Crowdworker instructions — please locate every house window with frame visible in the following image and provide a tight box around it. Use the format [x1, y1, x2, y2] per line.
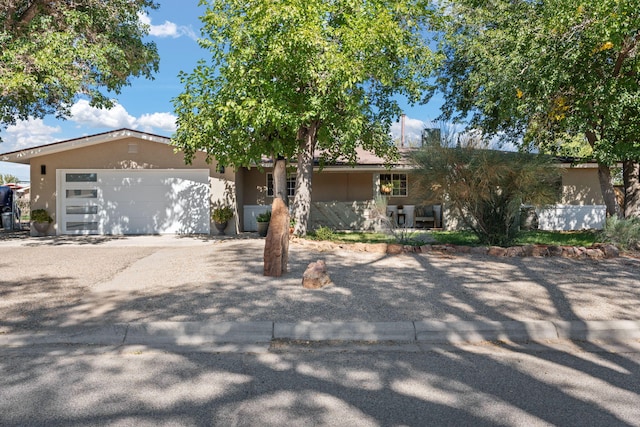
[379, 173, 407, 197]
[267, 173, 296, 197]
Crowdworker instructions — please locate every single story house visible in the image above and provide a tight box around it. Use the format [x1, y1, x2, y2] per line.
[1, 129, 235, 236]
[0, 128, 608, 236]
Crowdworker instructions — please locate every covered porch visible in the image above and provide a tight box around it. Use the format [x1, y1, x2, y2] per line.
[238, 165, 442, 232]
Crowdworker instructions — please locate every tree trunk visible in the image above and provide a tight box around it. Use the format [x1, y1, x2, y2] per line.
[263, 156, 290, 277]
[292, 121, 319, 236]
[263, 196, 290, 277]
[597, 163, 622, 218]
[623, 160, 640, 218]
[586, 131, 622, 218]
[273, 156, 288, 206]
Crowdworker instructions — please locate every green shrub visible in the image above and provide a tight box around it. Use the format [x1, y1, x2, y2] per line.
[30, 209, 52, 223]
[256, 210, 272, 222]
[312, 225, 336, 241]
[601, 216, 640, 250]
[411, 142, 561, 247]
[211, 206, 234, 223]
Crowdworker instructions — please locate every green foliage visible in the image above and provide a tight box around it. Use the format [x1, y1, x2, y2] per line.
[304, 230, 598, 248]
[256, 211, 272, 223]
[411, 143, 562, 246]
[30, 209, 52, 223]
[515, 230, 599, 247]
[434, 0, 640, 217]
[211, 206, 234, 223]
[540, 134, 594, 159]
[174, 0, 436, 164]
[601, 216, 640, 250]
[436, 0, 640, 156]
[315, 232, 394, 244]
[0, 1, 159, 136]
[310, 226, 337, 242]
[0, 174, 20, 184]
[430, 231, 480, 246]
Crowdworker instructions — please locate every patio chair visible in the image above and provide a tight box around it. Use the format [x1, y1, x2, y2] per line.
[414, 205, 435, 229]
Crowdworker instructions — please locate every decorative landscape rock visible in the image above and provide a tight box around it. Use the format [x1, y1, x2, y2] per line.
[302, 260, 333, 289]
[488, 246, 508, 257]
[600, 244, 620, 258]
[292, 238, 621, 260]
[364, 243, 388, 253]
[386, 243, 404, 255]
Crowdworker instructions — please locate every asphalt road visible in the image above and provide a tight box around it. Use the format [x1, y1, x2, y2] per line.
[1, 342, 639, 427]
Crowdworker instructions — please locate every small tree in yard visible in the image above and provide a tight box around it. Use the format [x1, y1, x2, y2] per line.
[411, 141, 562, 246]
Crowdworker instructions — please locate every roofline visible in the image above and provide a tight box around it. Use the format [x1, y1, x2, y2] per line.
[0, 128, 171, 164]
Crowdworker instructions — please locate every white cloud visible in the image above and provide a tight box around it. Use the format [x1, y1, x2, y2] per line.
[390, 116, 426, 146]
[0, 119, 62, 181]
[70, 99, 137, 129]
[1, 118, 62, 153]
[137, 112, 177, 133]
[69, 99, 176, 135]
[139, 13, 197, 40]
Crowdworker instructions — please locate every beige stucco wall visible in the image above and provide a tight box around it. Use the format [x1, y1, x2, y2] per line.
[560, 166, 604, 205]
[240, 168, 434, 205]
[238, 165, 604, 231]
[29, 136, 235, 235]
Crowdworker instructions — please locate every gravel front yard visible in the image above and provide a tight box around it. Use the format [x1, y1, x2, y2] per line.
[1, 236, 639, 333]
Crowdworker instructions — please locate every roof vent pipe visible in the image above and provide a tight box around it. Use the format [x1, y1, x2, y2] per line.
[400, 114, 406, 148]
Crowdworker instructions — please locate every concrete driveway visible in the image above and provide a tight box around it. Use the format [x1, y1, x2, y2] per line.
[1, 234, 639, 333]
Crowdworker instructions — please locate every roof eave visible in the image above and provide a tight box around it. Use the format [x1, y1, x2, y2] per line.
[0, 128, 171, 164]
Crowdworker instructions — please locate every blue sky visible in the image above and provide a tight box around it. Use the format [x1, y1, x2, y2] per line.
[0, 1, 445, 182]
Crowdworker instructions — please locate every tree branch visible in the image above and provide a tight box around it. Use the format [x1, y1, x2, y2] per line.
[613, 31, 640, 78]
[14, 0, 47, 29]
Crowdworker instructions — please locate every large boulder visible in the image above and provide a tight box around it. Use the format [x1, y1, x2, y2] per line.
[302, 260, 333, 289]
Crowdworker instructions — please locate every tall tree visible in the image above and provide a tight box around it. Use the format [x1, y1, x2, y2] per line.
[434, 0, 640, 217]
[173, 0, 437, 236]
[1, 0, 160, 136]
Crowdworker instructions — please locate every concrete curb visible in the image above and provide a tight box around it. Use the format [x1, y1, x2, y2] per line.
[274, 321, 416, 342]
[1, 320, 640, 348]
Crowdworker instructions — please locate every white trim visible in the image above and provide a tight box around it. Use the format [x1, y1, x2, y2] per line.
[536, 205, 606, 231]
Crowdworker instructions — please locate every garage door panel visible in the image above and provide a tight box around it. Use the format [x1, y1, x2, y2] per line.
[98, 173, 204, 184]
[100, 184, 208, 203]
[58, 169, 211, 235]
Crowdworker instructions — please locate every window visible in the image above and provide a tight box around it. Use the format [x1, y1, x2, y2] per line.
[267, 173, 296, 197]
[66, 221, 99, 231]
[66, 173, 97, 182]
[66, 189, 98, 199]
[379, 173, 407, 197]
[66, 206, 99, 215]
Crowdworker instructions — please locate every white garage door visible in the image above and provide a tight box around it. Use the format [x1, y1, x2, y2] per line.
[57, 169, 210, 235]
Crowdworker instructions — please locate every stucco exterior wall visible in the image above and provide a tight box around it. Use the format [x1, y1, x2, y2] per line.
[240, 168, 434, 205]
[560, 166, 604, 205]
[29, 137, 235, 235]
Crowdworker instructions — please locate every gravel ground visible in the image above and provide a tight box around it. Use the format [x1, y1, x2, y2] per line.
[0, 235, 639, 333]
